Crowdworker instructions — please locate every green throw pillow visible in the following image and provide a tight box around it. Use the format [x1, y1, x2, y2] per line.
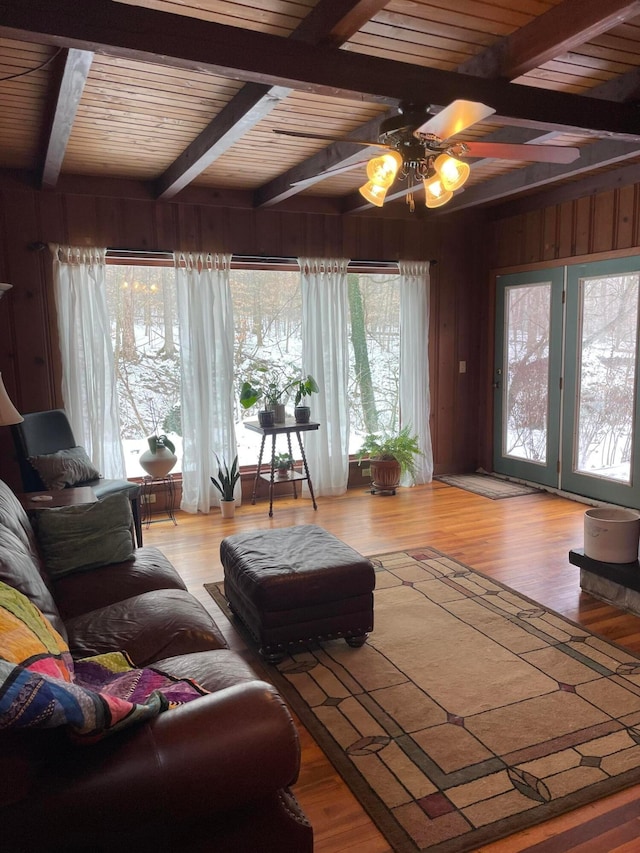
[33, 492, 135, 577]
[28, 446, 101, 490]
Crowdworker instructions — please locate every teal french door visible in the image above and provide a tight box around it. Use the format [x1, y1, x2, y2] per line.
[493, 269, 564, 487]
[494, 258, 640, 507]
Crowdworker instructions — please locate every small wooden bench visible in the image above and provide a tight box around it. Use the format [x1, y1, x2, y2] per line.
[220, 524, 375, 663]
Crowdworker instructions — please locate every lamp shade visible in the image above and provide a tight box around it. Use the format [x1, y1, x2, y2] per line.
[359, 180, 389, 207]
[0, 373, 23, 426]
[365, 151, 402, 188]
[434, 153, 470, 192]
[423, 175, 453, 208]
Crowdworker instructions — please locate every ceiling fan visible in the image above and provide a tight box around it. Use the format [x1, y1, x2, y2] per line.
[275, 100, 580, 211]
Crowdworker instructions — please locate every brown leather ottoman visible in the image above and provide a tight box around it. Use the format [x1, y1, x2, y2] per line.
[220, 524, 375, 663]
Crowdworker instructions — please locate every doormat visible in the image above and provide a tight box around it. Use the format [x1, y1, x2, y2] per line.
[206, 547, 640, 853]
[435, 473, 541, 499]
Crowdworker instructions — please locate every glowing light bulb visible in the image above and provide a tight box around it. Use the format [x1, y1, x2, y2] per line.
[423, 175, 453, 209]
[365, 150, 402, 188]
[434, 153, 470, 192]
[359, 180, 389, 207]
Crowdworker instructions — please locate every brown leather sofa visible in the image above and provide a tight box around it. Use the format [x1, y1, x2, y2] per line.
[0, 479, 313, 852]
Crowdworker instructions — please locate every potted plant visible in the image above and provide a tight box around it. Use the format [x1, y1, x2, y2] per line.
[239, 364, 292, 426]
[286, 374, 319, 424]
[210, 454, 240, 518]
[273, 451, 293, 478]
[356, 426, 423, 494]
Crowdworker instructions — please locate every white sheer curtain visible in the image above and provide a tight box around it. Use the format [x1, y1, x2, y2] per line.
[399, 260, 433, 484]
[51, 244, 127, 478]
[300, 257, 350, 496]
[175, 252, 237, 513]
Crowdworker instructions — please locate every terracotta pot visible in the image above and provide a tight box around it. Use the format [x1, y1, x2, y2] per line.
[139, 446, 177, 478]
[370, 458, 401, 492]
[276, 467, 290, 479]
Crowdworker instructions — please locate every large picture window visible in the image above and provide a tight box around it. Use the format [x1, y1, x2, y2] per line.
[106, 256, 400, 473]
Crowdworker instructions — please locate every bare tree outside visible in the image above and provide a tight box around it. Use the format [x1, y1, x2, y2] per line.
[106, 264, 181, 476]
[504, 282, 551, 463]
[575, 274, 639, 482]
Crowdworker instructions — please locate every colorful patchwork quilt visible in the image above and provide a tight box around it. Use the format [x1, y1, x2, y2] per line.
[0, 581, 208, 741]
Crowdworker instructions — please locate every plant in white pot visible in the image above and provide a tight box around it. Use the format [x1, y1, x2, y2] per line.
[210, 454, 240, 518]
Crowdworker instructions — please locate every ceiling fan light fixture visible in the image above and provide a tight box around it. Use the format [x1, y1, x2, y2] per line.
[359, 180, 389, 207]
[365, 150, 403, 188]
[423, 175, 453, 208]
[434, 153, 470, 192]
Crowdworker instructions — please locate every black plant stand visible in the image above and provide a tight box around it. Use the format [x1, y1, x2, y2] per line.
[244, 418, 319, 517]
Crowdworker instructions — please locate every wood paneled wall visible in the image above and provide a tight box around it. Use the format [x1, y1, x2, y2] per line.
[0, 172, 488, 491]
[489, 186, 640, 270]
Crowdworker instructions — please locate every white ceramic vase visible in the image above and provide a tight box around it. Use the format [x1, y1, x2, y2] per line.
[139, 446, 177, 478]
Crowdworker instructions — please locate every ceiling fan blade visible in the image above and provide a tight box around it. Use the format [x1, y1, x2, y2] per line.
[274, 129, 387, 148]
[416, 100, 496, 140]
[462, 141, 580, 163]
[291, 161, 369, 189]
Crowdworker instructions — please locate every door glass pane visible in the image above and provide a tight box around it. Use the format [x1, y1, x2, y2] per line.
[575, 274, 639, 483]
[503, 282, 551, 463]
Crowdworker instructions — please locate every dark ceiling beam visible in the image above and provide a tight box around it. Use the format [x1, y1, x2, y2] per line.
[292, 0, 388, 46]
[41, 47, 93, 189]
[155, 83, 290, 199]
[156, 0, 389, 198]
[458, 0, 640, 79]
[2, 0, 640, 140]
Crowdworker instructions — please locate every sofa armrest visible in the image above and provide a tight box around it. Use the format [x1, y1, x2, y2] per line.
[1, 681, 302, 849]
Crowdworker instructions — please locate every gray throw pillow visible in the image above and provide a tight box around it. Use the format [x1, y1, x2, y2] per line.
[28, 446, 101, 490]
[33, 493, 135, 577]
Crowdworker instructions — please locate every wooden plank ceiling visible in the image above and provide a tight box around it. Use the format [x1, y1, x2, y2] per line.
[0, 0, 640, 218]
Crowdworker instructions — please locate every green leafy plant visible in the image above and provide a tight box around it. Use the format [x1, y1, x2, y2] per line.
[287, 374, 319, 406]
[210, 454, 240, 501]
[146, 400, 176, 453]
[356, 426, 423, 480]
[147, 434, 175, 454]
[239, 364, 319, 411]
[273, 451, 293, 471]
[239, 364, 291, 410]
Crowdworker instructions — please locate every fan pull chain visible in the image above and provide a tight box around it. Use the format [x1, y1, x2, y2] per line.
[406, 191, 415, 213]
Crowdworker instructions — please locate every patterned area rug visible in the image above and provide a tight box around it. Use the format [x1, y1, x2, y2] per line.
[435, 473, 541, 499]
[205, 548, 640, 853]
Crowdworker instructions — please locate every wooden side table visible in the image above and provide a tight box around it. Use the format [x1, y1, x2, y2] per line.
[244, 418, 319, 517]
[18, 486, 98, 511]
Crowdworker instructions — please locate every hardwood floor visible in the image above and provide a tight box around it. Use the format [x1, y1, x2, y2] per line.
[145, 481, 640, 852]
